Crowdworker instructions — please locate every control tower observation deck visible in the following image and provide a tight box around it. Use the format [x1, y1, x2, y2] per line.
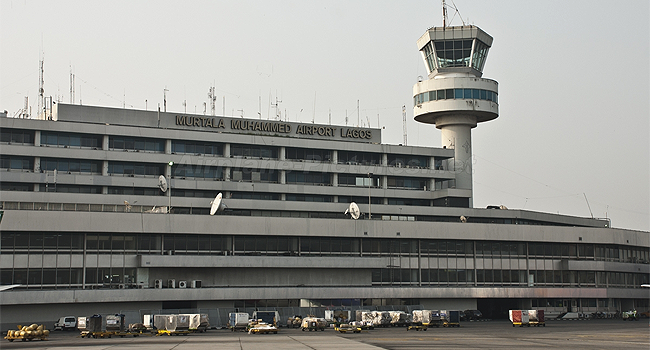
[413, 25, 498, 207]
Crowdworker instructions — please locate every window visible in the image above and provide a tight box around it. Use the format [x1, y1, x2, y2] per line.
[1, 129, 34, 144]
[230, 144, 278, 159]
[41, 158, 100, 174]
[285, 148, 331, 162]
[337, 151, 381, 165]
[285, 171, 331, 186]
[230, 168, 278, 183]
[110, 136, 164, 153]
[172, 140, 222, 156]
[41, 131, 101, 148]
[1, 156, 33, 171]
[109, 161, 163, 177]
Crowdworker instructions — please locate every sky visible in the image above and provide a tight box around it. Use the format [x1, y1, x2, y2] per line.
[1, 0, 648, 231]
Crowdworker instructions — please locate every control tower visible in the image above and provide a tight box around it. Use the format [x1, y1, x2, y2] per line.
[413, 25, 499, 207]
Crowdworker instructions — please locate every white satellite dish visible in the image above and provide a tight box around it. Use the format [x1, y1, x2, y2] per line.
[210, 192, 224, 216]
[460, 215, 468, 223]
[346, 202, 360, 220]
[158, 175, 168, 192]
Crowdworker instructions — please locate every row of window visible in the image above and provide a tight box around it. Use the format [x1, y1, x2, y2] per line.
[421, 39, 489, 72]
[3, 232, 647, 264]
[3, 129, 446, 168]
[371, 269, 648, 287]
[414, 88, 498, 107]
[0, 268, 136, 286]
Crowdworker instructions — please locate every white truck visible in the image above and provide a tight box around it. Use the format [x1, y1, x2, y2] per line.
[54, 316, 77, 331]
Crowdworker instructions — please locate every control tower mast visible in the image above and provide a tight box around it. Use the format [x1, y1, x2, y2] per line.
[413, 17, 498, 208]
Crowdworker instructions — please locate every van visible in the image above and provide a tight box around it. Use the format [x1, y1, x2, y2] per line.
[54, 316, 77, 331]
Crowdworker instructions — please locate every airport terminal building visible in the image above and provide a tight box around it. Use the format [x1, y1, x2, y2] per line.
[1, 23, 648, 328]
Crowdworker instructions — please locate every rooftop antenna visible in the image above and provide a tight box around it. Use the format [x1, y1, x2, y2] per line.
[402, 105, 407, 145]
[329, 108, 332, 125]
[357, 100, 360, 127]
[208, 86, 216, 116]
[271, 93, 282, 121]
[183, 100, 187, 113]
[163, 87, 168, 112]
[69, 65, 75, 104]
[442, 0, 448, 27]
[38, 53, 44, 117]
[312, 92, 316, 123]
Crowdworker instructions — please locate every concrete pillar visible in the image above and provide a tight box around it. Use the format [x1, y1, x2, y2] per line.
[332, 173, 338, 186]
[332, 150, 338, 164]
[279, 146, 285, 160]
[382, 175, 387, 190]
[33, 156, 40, 172]
[102, 160, 109, 176]
[102, 135, 109, 150]
[223, 143, 230, 157]
[34, 130, 41, 146]
[382, 153, 388, 166]
[165, 139, 172, 155]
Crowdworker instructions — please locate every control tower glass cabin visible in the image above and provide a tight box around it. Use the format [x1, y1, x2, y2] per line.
[413, 25, 499, 207]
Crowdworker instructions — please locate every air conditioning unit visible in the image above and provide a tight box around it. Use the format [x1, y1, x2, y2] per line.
[167, 279, 176, 288]
[154, 279, 163, 289]
[178, 280, 187, 288]
[191, 280, 202, 288]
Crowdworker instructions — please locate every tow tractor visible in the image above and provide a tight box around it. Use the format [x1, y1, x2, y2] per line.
[334, 324, 361, 333]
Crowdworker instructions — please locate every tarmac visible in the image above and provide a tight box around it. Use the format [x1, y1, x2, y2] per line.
[2, 319, 649, 350]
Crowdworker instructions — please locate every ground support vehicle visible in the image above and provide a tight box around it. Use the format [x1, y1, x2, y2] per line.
[80, 330, 153, 338]
[54, 316, 77, 331]
[622, 310, 639, 321]
[287, 315, 302, 328]
[251, 311, 280, 328]
[334, 324, 361, 333]
[157, 330, 191, 336]
[247, 322, 278, 334]
[442, 310, 461, 327]
[406, 324, 428, 331]
[350, 321, 374, 330]
[300, 317, 327, 331]
[5, 324, 49, 342]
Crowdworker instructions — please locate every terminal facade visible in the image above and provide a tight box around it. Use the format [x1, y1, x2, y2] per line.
[1, 23, 648, 328]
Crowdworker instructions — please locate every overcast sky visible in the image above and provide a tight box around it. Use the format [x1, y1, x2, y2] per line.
[1, 0, 648, 231]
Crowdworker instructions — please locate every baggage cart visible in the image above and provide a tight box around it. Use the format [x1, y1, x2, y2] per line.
[509, 310, 530, 327]
[529, 310, 545, 327]
[442, 310, 461, 327]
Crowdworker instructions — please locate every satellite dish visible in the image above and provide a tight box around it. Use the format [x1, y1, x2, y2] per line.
[347, 202, 360, 220]
[158, 175, 168, 192]
[460, 215, 468, 223]
[499, 205, 508, 210]
[210, 192, 223, 216]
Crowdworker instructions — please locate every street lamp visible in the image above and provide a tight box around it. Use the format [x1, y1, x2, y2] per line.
[168, 161, 174, 213]
[368, 173, 373, 220]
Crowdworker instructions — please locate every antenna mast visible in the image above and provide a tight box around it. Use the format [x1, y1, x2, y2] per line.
[208, 86, 216, 116]
[69, 65, 75, 104]
[442, 0, 448, 27]
[163, 87, 168, 112]
[38, 54, 44, 117]
[402, 105, 407, 145]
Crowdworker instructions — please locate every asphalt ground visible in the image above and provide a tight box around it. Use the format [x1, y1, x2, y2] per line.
[2, 319, 649, 350]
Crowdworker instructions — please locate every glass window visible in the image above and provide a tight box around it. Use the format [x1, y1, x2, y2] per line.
[437, 90, 446, 100]
[454, 89, 463, 99]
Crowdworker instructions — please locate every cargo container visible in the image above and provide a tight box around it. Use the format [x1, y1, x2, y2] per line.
[441, 310, 461, 327]
[106, 314, 126, 332]
[229, 313, 250, 331]
[528, 310, 545, 327]
[325, 310, 352, 323]
[300, 317, 327, 331]
[509, 310, 531, 327]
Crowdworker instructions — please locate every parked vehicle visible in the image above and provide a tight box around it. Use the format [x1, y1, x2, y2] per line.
[461, 310, 483, 321]
[251, 311, 280, 327]
[54, 316, 77, 331]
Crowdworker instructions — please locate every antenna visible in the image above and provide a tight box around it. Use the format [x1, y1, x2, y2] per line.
[158, 175, 168, 193]
[402, 105, 407, 146]
[345, 202, 360, 220]
[583, 193, 594, 218]
[163, 87, 168, 112]
[210, 193, 225, 215]
[271, 93, 282, 120]
[208, 86, 216, 116]
[38, 53, 44, 118]
[69, 65, 75, 104]
[442, 0, 448, 27]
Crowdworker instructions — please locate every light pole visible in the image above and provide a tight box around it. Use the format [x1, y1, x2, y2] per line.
[167, 161, 174, 213]
[368, 172, 373, 220]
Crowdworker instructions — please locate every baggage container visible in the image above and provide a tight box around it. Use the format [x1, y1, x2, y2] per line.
[164, 315, 178, 332]
[300, 317, 326, 331]
[528, 310, 545, 327]
[153, 315, 167, 330]
[229, 313, 250, 330]
[509, 310, 530, 327]
[106, 314, 125, 332]
[176, 314, 190, 331]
